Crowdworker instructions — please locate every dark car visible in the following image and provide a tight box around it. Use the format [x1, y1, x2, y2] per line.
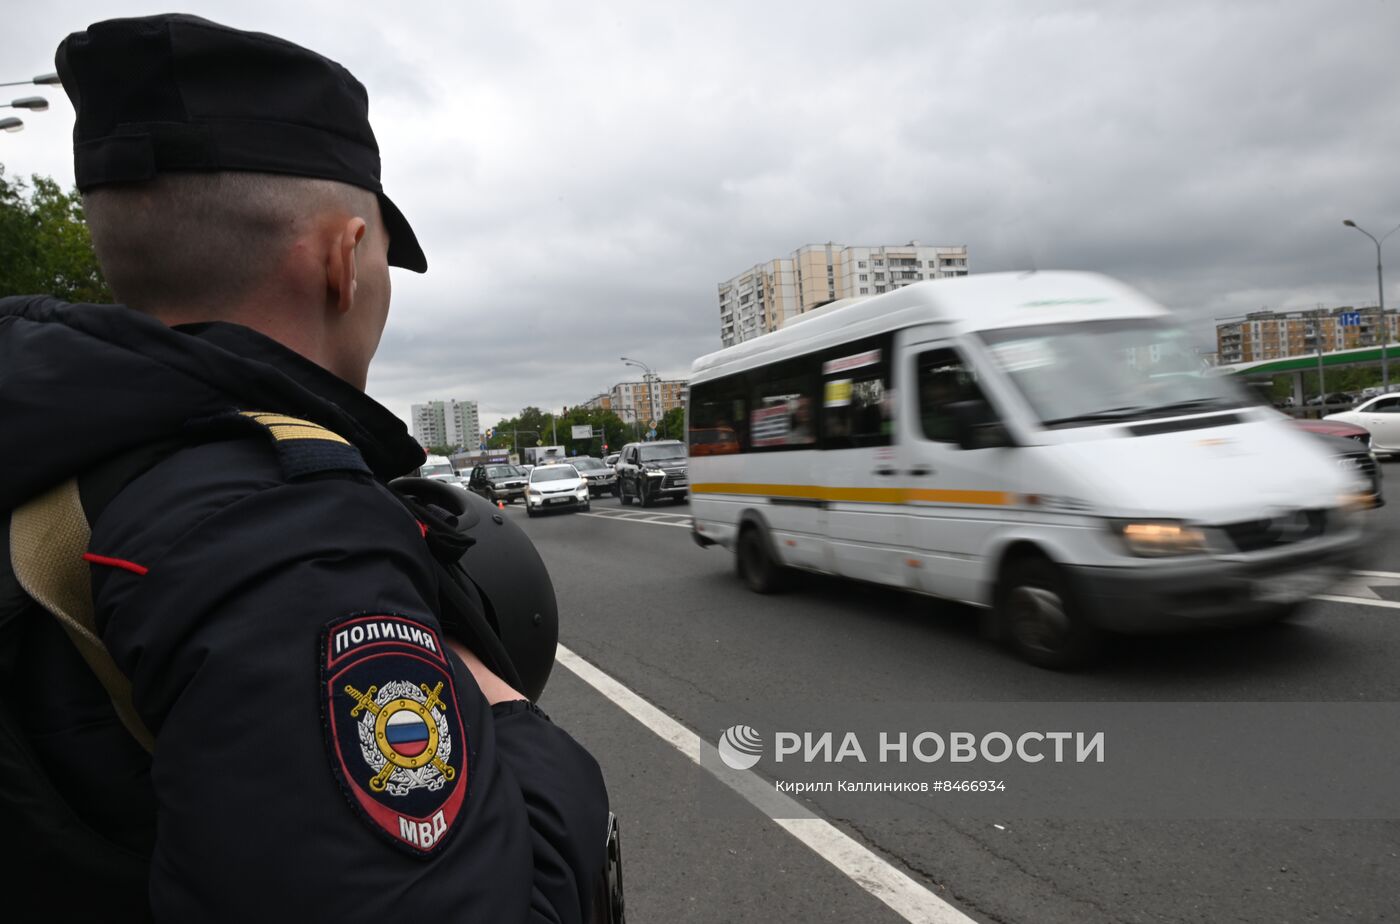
[466, 463, 529, 504]
[570, 456, 616, 497]
[1291, 419, 1383, 508]
[616, 440, 689, 507]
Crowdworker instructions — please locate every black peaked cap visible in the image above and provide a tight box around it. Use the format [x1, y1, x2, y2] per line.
[55, 13, 427, 273]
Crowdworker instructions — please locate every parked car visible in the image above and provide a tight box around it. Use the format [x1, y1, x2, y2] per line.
[466, 463, 528, 504]
[1325, 393, 1400, 457]
[524, 463, 589, 517]
[1291, 419, 1383, 507]
[616, 440, 689, 506]
[1307, 392, 1354, 407]
[570, 456, 616, 496]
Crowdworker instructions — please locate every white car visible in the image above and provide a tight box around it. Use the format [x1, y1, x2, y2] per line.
[1325, 393, 1400, 456]
[524, 463, 590, 517]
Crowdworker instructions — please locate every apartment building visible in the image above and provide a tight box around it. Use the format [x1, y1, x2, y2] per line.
[608, 378, 687, 425]
[1216, 307, 1396, 365]
[411, 399, 481, 450]
[717, 241, 969, 347]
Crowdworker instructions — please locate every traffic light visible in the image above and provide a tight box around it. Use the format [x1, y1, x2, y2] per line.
[602, 443, 608, 451]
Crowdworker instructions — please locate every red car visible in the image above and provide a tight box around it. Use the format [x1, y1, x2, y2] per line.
[1290, 418, 1382, 507]
[1291, 418, 1369, 442]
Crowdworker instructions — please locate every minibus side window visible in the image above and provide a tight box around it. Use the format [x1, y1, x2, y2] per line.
[820, 337, 893, 450]
[747, 357, 819, 452]
[689, 374, 749, 456]
[917, 348, 991, 443]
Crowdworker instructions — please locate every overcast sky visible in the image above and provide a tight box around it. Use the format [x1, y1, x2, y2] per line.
[5, 1, 1400, 427]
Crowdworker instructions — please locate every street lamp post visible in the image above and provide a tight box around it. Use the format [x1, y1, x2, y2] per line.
[1, 97, 48, 112]
[0, 74, 58, 136]
[0, 73, 60, 89]
[1343, 219, 1400, 390]
[620, 356, 658, 437]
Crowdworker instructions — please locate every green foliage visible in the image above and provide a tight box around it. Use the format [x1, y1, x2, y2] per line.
[660, 405, 686, 441]
[0, 164, 113, 303]
[488, 406, 633, 457]
[425, 444, 458, 457]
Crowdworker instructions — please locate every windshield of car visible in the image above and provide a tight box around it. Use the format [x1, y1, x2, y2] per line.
[420, 462, 454, 477]
[639, 443, 686, 462]
[530, 465, 579, 482]
[979, 319, 1249, 428]
[486, 466, 518, 479]
[572, 458, 605, 470]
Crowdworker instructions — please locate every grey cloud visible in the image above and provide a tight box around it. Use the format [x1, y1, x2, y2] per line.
[4, 1, 1399, 426]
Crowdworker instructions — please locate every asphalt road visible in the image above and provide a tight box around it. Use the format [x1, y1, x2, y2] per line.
[520, 479, 1400, 923]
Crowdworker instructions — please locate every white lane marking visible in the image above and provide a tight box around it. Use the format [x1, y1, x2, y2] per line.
[576, 512, 690, 529]
[555, 644, 975, 924]
[1311, 570, 1400, 608]
[1313, 594, 1400, 610]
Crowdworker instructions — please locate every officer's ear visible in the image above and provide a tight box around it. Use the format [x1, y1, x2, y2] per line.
[327, 217, 368, 315]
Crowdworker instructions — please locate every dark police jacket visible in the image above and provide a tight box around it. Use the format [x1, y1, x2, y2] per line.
[0, 296, 607, 922]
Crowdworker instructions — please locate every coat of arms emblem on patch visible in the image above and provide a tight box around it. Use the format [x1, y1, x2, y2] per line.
[322, 614, 469, 855]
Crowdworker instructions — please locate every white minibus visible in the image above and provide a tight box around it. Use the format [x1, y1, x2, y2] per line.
[687, 272, 1367, 667]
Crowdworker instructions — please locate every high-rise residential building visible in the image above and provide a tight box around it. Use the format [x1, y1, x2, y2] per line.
[411, 399, 481, 449]
[1215, 306, 1394, 366]
[717, 241, 969, 347]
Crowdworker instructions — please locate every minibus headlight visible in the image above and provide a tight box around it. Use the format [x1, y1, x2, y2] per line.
[1110, 520, 1208, 557]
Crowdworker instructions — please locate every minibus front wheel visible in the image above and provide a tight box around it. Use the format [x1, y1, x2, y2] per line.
[997, 555, 1103, 669]
[737, 523, 791, 594]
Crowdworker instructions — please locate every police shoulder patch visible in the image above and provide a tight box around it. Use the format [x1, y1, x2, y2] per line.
[321, 614, 469, 856]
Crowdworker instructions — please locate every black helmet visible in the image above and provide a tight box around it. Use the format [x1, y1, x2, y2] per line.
[389, 477, 558, 702]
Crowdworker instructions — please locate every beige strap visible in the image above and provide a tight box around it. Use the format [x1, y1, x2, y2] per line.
[10, 479, 156, 752]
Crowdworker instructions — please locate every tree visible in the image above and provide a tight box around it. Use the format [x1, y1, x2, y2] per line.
[660, 406, 686, 441]
[0, 163, 113, 303]
[488, 406, 632, 458]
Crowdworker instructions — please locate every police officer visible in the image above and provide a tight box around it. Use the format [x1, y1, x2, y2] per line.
[0, 13, 608, 921]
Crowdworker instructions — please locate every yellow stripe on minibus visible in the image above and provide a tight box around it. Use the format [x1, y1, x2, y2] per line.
[905, 488, 1011, 506]
[690, 483, 1011, 506]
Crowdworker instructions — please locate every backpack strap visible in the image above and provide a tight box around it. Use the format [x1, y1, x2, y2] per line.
[9, 479, 156, 752]
[7, 412, 368, 757]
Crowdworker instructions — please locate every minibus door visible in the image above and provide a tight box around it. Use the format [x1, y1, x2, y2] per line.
[896, 333, 1017, 604]
[817, 336, 905, 586]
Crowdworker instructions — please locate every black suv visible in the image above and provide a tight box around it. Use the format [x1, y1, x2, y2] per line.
[616, 440, 689, 506]
[466, 463, 529, 504]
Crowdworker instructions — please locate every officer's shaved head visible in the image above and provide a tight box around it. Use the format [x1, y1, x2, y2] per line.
[84, 172, 381, 315]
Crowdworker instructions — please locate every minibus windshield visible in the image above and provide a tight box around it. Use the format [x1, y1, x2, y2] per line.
[979, 319, 1249, 428]
[640, 444, 686, 462]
